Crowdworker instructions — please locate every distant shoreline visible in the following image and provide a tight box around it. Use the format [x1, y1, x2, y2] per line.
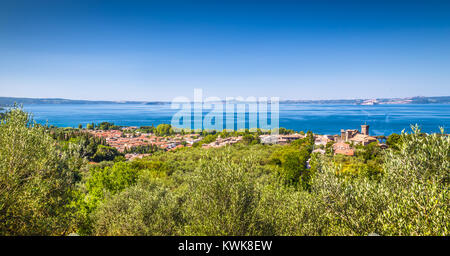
[1, 95, 450, 106]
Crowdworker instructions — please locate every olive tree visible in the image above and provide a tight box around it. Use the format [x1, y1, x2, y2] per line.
[0, 107, 78, 235]
[311, 126, 449, 236]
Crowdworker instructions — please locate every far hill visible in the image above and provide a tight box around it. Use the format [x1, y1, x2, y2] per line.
[0, 96, 449, 107]
[0, 97, 148, 107]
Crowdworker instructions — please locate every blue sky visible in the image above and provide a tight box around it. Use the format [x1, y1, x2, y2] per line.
[0, 0, 449, 101]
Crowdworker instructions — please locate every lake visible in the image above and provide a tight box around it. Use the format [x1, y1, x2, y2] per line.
[17, 103, 450, 136]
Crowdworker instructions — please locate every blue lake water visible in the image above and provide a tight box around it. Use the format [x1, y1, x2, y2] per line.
[16, 103, 450, 136]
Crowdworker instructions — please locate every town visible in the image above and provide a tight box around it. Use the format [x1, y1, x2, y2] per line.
[85, 123, 386, 160]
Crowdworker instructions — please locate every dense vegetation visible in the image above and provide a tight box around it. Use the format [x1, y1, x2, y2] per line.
[0, 107, 448, 236]
[85, 121, 121, 130]
[49, 128, 123, 162]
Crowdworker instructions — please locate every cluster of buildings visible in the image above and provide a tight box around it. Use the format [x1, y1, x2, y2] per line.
[88, 129, 203, 160]
[87, 123, 383, 160]
[89, 130, 149, 152]
[259, 133, 305, 145]
[200, 133, 306, 148]
[202, 136, 244, 149]
[313, 124, 383, 156]
[201, 133, 306, 148]
[124, 153, 152, 161]
[258, 125, 381, 156]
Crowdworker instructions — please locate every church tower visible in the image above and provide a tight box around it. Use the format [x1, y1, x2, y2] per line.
[361, 124, 369, 135]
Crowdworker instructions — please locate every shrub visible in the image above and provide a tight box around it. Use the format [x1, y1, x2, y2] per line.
[0, 108, 78, 235]
[93, 180, 184, 236]
[311, 126, 449, 235]
[378, 126, 449, 235]
[184, 149, 263, 235]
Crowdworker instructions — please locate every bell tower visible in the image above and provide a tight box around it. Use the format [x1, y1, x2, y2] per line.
[361, 124, 369, 135]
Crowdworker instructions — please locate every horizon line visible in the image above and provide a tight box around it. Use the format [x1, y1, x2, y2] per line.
[1, 95, 449, 104]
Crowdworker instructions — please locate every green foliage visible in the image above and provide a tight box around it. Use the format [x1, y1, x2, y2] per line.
[355, 142, 381, 162]
[86, 162, 140, 202]
[242, 133, 260, 145]
[155, 124, 174, 136]
[312, 126, 449, 235]
[327, 141, 384, 179]
[386, 133, 402, 150]
[138, 125, 155, 134]
[74, 161, 141, 234]
[378, 126, 449, 235]
[97, 122, 120, 130]
[269, 134, 314, 189]
[184, 150, 263, 235]
[84, 122, 120, 130]
[124, 144, 159, 154]
[278, 127, 295, 134]
[193, 134, 218, 147]
[270, 147, 306, 185]
[1, 109, 448, 236]
[92, 145, 122, 162]
[256, 183, 328, 235]
[93, 180, 185, 235]
[50, 128, 110, 162]
[74, 157, 172, 234]
[0, 108, 79, 235]
[325, 141, 335, 155]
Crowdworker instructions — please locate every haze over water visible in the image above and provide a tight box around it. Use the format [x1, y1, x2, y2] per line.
[21, 103, 450, 136]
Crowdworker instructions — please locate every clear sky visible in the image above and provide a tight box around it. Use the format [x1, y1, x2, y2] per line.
[0, 0, 449, 101]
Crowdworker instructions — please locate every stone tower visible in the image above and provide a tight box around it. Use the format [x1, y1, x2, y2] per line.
[361, 124, 369, 135]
